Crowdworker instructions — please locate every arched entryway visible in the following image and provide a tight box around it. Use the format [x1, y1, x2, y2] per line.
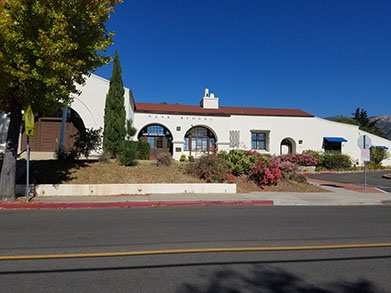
[137, 124, 173, 158]
[280, 138, 296, 155]
[20, 108, 85, 152]
[184, 126, 217, 155]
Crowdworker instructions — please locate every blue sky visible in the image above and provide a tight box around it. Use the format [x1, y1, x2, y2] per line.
[95, 0, 391, 118]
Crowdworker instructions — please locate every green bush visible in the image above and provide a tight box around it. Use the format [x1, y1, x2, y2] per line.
[188, 155, 195, 162]
[321, 152, 352, 170]
[186, 153, 230, 183]
[118, 141, 138, 166]
[156, 152, 172, 166]
[370, 147, 390, 166]
[137, 141, 150, 160]
[302, 149, 323, 166]
[303, 149, 352, 170]
[73, 127, 103, 160]
[224, 149, 257, 176]
[180, 154, 187, 162]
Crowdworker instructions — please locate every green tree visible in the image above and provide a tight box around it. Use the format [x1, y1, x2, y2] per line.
[370, 147, 390, 166]
[0, 0, 121, 201]
[103, 51, 126, 157]
[118, 119, 138, 166]
[352, 108, 385, 137]
[332, 108, 385, 138]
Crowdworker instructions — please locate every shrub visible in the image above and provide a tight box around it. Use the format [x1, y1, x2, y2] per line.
[224, 149, 257, 176]
[288, 172, 307, 183]
[188, 155, 195, 162]
[321, 152, 352, 169]
[278, 160, 298, 173]
[186, 153, 230, 183]
[118, 140, 138, 166]
[179, 154, 187, 162]
[277, 153, 317, 166]
[302, 150, 323, 166]
[370, 147, 390, 166]
[250, 157, 282, 186]
[55, 149, 78, 161]
[137, 141, 150, 160]
[156, 152, 172, 166]
[73, 127, 103, 160]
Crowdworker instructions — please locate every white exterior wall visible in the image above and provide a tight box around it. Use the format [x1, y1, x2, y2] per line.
[0, 73, 134, 154]
[134, 111, 391, 165]
[72, 73, 134, 130]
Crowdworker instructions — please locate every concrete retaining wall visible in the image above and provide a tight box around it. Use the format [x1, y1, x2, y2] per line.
[16, 183, 236, 196]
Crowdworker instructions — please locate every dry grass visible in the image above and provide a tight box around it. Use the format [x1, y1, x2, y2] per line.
[234, 176, 327, 193]
[22, 159, 326, 193]
[26, 160, 204, 184]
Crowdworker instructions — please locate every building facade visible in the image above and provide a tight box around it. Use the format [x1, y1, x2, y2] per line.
[1, 74, 390, 165]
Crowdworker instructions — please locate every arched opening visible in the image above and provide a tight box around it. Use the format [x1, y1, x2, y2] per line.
[280, 138, 296, 155]
[137, 124, 173, 158]
[184, 126, 217, 155]
[20, 108, 85, 152]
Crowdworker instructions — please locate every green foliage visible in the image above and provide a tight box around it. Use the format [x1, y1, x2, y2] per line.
[188, 155, 195, 162]
[118, 140, 138, 166]
[0, 0, 121, 199]
[186, 153, 230, 183]
[321, 153, 352, 170]
[180, 154, 187, 162]
[370, 147, 390, 166]
[302, 150, 324, 165]
[0, 0, 121, 113]
[303, 149, 352, 170]
[224, 150, 257, 176]
[103, 51, 127, 157]
[73, 127, 102, 160]
[332, 108, 385, 137]
[137, 141, 150, 160]
[156, 152, 172, 166]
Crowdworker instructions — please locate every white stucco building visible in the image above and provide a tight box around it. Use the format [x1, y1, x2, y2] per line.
[1, 73, 390, 165]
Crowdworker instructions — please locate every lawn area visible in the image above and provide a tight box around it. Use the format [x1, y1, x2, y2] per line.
[20, 159, 326, 193]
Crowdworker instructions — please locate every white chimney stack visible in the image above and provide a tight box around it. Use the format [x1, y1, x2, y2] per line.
[200, 88, 219, 109]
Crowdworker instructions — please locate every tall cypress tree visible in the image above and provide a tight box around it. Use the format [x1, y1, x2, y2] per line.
[103, 51, 126, 157]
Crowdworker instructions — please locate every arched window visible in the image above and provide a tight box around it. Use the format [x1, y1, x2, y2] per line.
[138, 124, 173, 157]
[184, 126, 216, 153]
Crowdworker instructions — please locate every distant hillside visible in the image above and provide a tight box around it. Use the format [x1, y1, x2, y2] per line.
[371, 115, 391, 140]
[325, 115, 391, 140]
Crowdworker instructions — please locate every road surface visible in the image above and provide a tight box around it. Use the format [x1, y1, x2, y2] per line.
[308, 170, 391, 192]
[1, 206, 391, 292]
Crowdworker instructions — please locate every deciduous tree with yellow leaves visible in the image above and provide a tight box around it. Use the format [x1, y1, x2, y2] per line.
[0, 0, 122, 201]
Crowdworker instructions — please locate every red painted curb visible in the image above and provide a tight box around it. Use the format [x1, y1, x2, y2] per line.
[0, 200, 274, 210]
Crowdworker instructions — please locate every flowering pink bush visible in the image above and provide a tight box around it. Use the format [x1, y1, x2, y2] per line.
[278, 160, 298, 172]
[277, 154, 317, 166]
[250, 157, 282, 186]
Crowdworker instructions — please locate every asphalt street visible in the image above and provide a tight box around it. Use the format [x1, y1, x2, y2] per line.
[308, 170, 391, 192]
[1, 206, 391, 292]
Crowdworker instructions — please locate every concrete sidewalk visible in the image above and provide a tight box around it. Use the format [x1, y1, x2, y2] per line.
[1, 184, 388, 208]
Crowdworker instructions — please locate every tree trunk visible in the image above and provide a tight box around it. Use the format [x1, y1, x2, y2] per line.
[0, 101, 22, 202]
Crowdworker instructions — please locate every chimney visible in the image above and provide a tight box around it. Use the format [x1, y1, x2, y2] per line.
[200, 88, 219, 109]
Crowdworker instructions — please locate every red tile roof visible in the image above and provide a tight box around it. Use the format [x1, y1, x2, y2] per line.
[135, 102, 314, 117]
